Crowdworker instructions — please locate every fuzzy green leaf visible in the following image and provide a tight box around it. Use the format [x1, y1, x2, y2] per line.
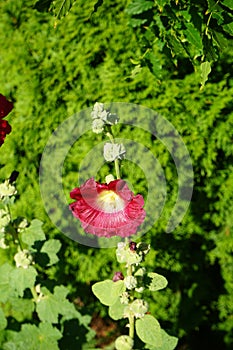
[8, 297, 34, 322]
[145, 329, 178, 349]
[36, 285, 74, 323]
[200, 61, 211, 89]
[10, 266, 38, 297]
[147, 272, 168, 291]
[21, 219, 45, 247]
[0, 263, 14, 303]
[109, 297, 126, 320]
[136, 314, 162, 346]
[3, 323, 62, 350]
[92, 280, 125, 306]
[41, 239, 61, 266]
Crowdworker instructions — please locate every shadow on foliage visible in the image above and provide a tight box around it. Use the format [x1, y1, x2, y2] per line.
[150, 230, 226, 350]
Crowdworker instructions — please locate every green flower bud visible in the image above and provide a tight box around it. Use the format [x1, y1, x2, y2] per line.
[0, 180, 17, 199]
[91, 102, 104, 119]
[92, 118, 105, 134]
[130, 299, 149, 318]
[0, 208, 11, 231]
[0, 233, 8, 249]
[115, 335, 134, 350]
[103, 142, 126, 161]
[120, 291, 130, 304]
[116, 242, 143, 265]
[124, 275, 137, 290]
[105, 174, 115, 184]
[14, 249, 33, 269]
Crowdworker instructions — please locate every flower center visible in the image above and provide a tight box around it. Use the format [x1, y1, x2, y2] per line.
[97, 190, 125, 213]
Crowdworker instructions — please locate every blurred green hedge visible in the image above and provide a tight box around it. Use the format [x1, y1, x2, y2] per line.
[0, 0, 232, 348]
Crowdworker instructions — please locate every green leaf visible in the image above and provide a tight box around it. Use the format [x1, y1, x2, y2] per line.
[3, 323, 62, 350]
[0, 263, 15, 303]
[92, 280, 125, 306]
[52, 0, 76, 19]
[36, 285, 74, 323]
[0, 308, 7, 331]
[200, 61, 211, 89]
[21, 219, 45, 247]
[10, 266, 38, 297]
[8, 297, 34, 322]
[136, 314, 162, 346]
[223, 21, 233, 36]
[143, 51, 162, 79]
[41, 239, 61, 266]
[126, 0, 154, 15]
[109, 297, 126, 320]
[222, 0, 233, 10]
[184, 22, 203, 55]
[160, 329, 179, 350]
[147, 272, 168, 291]
[145, 329, 178, 349]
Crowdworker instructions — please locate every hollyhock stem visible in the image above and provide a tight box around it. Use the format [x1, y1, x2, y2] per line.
[7, 203, 24, 251]
[106, 131, 121, 179]
[129, 314, 135, 340]
[126, 262, 135, 341]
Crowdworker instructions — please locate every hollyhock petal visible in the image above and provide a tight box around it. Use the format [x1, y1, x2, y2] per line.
[0, 94, 13, 118]
[0, 120, 12, 146]
[69, 178, 146, 238]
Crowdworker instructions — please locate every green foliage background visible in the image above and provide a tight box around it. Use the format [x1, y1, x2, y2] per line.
[0, 0, 232, 348]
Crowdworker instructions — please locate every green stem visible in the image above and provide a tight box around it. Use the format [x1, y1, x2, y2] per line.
[114, 159, 121, 179]
[129, 313, 135, 340]
[127, 263, 133, 277]
[30, 286, 38, 302]
[126, 262, 135, 340]
[106, 131, 121, 179]
[7, 203, 24, 251]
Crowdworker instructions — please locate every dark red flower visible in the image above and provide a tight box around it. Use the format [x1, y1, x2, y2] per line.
[0, 94, 13, 119]
[0, 94, 13, 146]
[0, 119, 12, 146]
[69, 178, 146, 238]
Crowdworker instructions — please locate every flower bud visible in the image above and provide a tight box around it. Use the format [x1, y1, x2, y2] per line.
[120, 291, 130, 304]
[0, 208, 11, 231]
[115, 335, 134, 350]
[103, 142, 126, 162]
[92, 118, 105, 134]
[124, 275, 137, 290]
[113, 271, 124, 282]
[129, 241, 137, 251]
[91, 102, 104, 119]
[0, 180, 17, 199]
[105, 174, 115, 184]
[14, 249, 33, 269]
[130, 299, 149, 318]
[116, 242, 143, 266]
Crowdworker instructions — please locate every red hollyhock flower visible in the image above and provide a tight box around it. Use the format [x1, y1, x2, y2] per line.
[0, 119, 12, 146]
[0, 94, 13, 118]
[70, 178, 146, 238]
[0, 94, 13, 146]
